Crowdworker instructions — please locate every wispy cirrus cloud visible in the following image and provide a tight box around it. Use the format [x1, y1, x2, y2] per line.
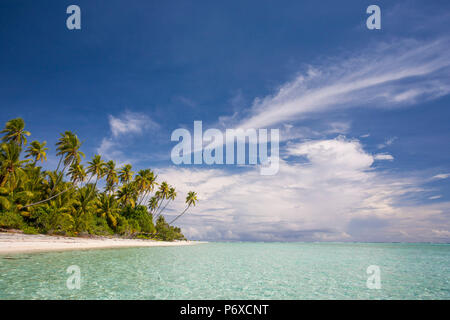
[196, 38, 450, 157]
[157, 38, 450, 242]
[230, 38, 450, 130]
[98, 111, 159, 165]
[432, 173, 450, 180]
[109, 111, 159, 137]
[377, 137, 397, 149]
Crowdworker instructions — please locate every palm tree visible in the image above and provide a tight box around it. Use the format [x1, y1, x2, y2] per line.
[0, 186, 12, 211]
[95, 193, 120, 228]
[25, 140, 48, 164]
[44, 171, 65, 195]
[0, 184, 34, 213]
[0, 143, 29, 190]
[119, 164, 134, 185]
[0, 118, 31, 146]
[168, 191, 198, 225]
[22, 171, 73, 208]
[55, 131, 85, 173]
[55, 131, 70, 172]
[48, 184, 77, 214]
[154, 186, 176, 220]
[86, 154, 105, 187]
[152, 182, 170, 220]
[72, 185, 97, 232]
[104, 160, 118, 194]
[135, 169, 157, 205]
[134, 170, 147, 195]
[148, 196, 158, 215]
[116, 183, 137, 208]
[0, 117, 194, 240]
[22, 165, 45, 198]
[68, 161, 86, 185]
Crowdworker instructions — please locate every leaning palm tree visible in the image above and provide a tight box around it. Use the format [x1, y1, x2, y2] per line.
[55, 131, 85, 174]
[22, 171, 73, 208]
[168, 191, 198, 225]
[134, 170, 148, 197]
[86, 154, 105, 187]
[68, 161, 86, 185]
[55, 131, 71, 172]
[118, 164, 134, 185]
[0, 118, 31, 146]
[43, 171, 65, 195]
[148, 196, 158, 215]
[154, 186, 176, 220]
[135, 169, 158, 205]
[25, 140, 48, 164]
[153, 181, 169, 216]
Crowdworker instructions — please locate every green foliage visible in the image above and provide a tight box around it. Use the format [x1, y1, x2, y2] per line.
[122, 205, 156, 234]
[29, 206, 75, 235]
[0, 211, 24, 229]
[88, 215, 114, 236]
[22, 225, 38, 234]
[155, 216, 185, 241]
[0, 118, 196, 241]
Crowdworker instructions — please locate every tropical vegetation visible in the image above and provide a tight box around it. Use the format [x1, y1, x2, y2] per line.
[0, 118, 198, 241]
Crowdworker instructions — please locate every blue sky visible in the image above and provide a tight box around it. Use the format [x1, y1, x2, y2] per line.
[1, 0, 450, 241]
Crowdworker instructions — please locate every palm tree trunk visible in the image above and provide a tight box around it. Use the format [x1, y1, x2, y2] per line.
[151, 205, 190, 239]
[55, 156, 63, 173]
[87, 175, 99, 198]
[152, 198, 165, 222]
[87, 174, 94, 185]
[168, 205, 190, 225]
[50, 161, 70, 194]
[138, 190, 149, 206]
[23, 185, 74, 208]
[154, 199, 171, 221]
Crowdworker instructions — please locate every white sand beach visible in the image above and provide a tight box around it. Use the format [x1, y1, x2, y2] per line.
[0, 232, 204, 254]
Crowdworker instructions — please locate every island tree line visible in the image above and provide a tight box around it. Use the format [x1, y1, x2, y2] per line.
[0, 118, 198, 240]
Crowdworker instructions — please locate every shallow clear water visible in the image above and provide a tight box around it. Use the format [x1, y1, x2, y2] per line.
[0, 242, 449, 299]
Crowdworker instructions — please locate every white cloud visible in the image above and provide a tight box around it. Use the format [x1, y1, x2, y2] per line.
[174, 96, 197, 108]
[156, 39, 450, 241]
[377, 137, 397, 149]
[97, 137, 133, 166]
[429, 195, 442, 200]
[432, 229, 450, 238]
[157, 137, 450, 242]
[432, 173, 450, 180]
[182, 38, 450, 158]
[97, 111, 159, 164]
[229, 38, 450, 130]
[93, 39, 450, 242]
[109, 111, 159, 137]
[374, 153, 394, 161]
[286, 137, 373, 173]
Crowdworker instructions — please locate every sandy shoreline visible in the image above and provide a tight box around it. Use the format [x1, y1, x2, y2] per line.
[0, 232, 205, 254]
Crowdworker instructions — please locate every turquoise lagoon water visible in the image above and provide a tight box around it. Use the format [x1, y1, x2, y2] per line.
[0, 242, 449, 299]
